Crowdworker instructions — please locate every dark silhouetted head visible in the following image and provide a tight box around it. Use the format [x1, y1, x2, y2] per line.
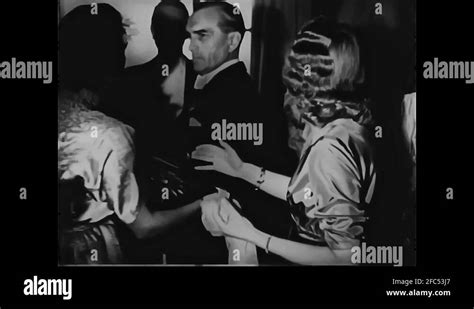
[151, 0, 189, 58]
[59, 3, 127, 93]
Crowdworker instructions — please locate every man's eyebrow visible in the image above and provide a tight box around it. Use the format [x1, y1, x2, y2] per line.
[192, 28, 212, 35]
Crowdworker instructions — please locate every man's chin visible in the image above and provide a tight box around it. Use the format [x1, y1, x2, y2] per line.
[193, 63, 206, 75]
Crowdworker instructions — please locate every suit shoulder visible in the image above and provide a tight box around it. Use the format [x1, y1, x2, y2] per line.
[124, 60, 154, 78]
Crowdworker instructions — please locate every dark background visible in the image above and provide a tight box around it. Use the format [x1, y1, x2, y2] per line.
[0, 0, 472, 305]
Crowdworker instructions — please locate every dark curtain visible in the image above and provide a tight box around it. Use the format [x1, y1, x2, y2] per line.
[251, 0, 312, 102]
[250, 0, 315, 172]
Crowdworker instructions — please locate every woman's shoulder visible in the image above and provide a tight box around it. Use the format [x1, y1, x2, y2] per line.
[59, 91, 135, 157]
[324, 117, 368, 139]
[316, 118, 372, 151]
[300, 118, 373, 170]
[82, 110, 135, 157]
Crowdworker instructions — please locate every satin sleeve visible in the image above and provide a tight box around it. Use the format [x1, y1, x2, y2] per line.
[302, 137, 373, 250]
[101, 123, 140, 224]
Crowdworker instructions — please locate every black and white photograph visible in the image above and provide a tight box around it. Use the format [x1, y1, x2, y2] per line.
[7, 0, 474, 304]
[57, 0, 416, 266]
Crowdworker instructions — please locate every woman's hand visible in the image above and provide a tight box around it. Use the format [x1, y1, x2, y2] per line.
[210, 198, 255, 241]
[191, 140, 244, 178]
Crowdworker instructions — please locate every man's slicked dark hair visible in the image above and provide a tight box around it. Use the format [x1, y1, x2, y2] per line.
[194, 2, 246, 41]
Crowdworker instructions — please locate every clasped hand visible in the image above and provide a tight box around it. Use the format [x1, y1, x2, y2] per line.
[200, 195, 254, 241]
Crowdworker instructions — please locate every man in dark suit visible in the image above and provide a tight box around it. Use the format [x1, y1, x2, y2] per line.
[186, 2, 292, 264]
[101, 0, 230, 264]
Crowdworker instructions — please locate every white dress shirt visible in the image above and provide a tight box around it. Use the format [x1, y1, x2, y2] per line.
[194, 59, 240, 89]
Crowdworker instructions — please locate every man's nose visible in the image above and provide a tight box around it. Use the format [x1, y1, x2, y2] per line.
[188, 38, 197, 54]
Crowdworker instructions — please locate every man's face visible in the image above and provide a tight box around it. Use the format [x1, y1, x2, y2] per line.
[186, 8, 230, 75]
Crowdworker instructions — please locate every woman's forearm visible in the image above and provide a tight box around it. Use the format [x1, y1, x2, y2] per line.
[247, 227, 354, 265]
[129, 199, 201, 239]
[238, 163, 291, 200]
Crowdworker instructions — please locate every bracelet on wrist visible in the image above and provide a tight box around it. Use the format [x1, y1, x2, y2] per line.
[255, 167, 266, 190]
[265, 235, 272, 254]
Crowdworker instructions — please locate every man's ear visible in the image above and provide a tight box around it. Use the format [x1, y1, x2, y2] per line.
[227, 32, 242, 53]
